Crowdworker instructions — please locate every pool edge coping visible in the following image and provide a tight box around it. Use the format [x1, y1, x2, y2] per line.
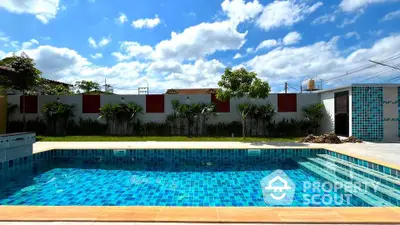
[0, 206, 399, 223]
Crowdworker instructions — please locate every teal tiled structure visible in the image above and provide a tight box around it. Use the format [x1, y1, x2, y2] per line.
[352, 87, 383, 141]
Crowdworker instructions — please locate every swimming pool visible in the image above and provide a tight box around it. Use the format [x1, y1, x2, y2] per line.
[0, 149, 399, 207]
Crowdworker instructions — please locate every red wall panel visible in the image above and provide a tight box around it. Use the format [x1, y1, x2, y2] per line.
[277, 94, 297, 112]
[82, 95, 101, 113]
[211, 93, 230, 113]
[20, 96, 37, 113]
[146, 95, 165, 113]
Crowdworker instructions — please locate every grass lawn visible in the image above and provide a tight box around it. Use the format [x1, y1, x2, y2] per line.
[37, 136, 301, 142]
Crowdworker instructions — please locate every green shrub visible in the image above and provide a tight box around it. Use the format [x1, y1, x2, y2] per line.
[140, 122, 169, 136]
[67, 118, 107, 135]
[7, 119, 47, 134]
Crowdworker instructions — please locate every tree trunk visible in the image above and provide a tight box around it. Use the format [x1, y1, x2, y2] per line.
[22, 91, 27, 132]
[249, 116, 252, 137]
[256, 119, 259, 136]
[242, 118, 246, 138]
[263, 120, 266, 137]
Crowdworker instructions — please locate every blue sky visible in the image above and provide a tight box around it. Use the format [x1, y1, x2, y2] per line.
[0, 0, 399, 93]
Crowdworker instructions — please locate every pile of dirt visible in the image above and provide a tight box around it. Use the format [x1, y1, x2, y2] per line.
[342, 136, 363, 143]
[300, 133, 363, 144]
[300, 132, 342, 144]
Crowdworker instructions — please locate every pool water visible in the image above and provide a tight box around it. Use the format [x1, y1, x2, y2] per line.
[1, 149, 398, 207]
[0, 159, 370, 206]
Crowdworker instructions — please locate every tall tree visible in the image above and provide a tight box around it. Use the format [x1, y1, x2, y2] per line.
[1, 53, 42, 130]
[216, 68, 271, 138]
[104, 84, 114, 94]
[74, 80, 101, 94]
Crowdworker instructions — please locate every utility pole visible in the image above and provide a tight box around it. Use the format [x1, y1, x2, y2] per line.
[284, 82, 288, 93]
[300, 85, 303, 93]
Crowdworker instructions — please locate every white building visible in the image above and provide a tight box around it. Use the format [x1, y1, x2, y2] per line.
[319, 84, 400, 142]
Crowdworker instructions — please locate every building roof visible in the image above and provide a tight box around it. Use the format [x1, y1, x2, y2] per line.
[43, 79, 72, 87]
[0, 66, 16, 72]
[165, 88, 219, 94]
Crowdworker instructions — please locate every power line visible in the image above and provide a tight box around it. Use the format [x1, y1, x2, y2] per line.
[288, 84, 299, 92]
[354, 61, 400, 82]
[369, 60, 400, 71]
[322, 51, 400, 82]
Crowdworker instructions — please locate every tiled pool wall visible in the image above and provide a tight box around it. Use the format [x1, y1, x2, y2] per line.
[352, 87, 384, 141]
[1, 149, 399, 181]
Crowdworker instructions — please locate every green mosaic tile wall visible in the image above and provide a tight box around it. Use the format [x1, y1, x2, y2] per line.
[352, 87, 383, 141]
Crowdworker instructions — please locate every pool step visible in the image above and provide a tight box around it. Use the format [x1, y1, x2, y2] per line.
[316, 154, 400, 189]
[307, 157, 400, 205]
[298, 161, 393, 207]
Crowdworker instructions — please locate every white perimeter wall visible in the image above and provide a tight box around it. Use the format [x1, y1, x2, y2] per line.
[319, 88, 352, 136]
[7, 93, 320, 124]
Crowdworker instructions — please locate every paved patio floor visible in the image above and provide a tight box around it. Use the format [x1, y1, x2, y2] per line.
[33, 141, 400, 166]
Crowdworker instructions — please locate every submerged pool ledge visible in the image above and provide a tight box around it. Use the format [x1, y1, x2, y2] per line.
[0, 206, 399, 223]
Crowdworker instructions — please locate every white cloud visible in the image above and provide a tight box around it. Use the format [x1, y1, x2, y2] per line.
[338, 10, 363, 27]
[256, 39, 279, 51]
[0, 50, 5, 59]
[4, 34, 400, 94]
[246, 34, 400, 87]
[339, 0, 387, 12]
[22, 39, 40, 49]
[3, 44, 227, 93]
[233, 53, 242, 59]
[381, 10, 400, 21]
[112, 41, 153, 61]
[345, 31, 361, 40]
[368, 29, 384, 36]
[116, 13, 128, 24]
[256, 0, 323, 31]
[88, 37, 97, 48]
[246, 48, 254, 53]
[90, 53, 103, 60]
[221, 0, 263, 24]
[98, 36, 111, 47]
[153, 21, 247, 61]
[0, 0, 61, 24]
[312, 13, 336, 25]
[0, 33, 10, 42]
[132, 15, 160, 29]
[147, 60, 183, 75]
[283, 31, 302, 45]
[88, 36, 111, 48]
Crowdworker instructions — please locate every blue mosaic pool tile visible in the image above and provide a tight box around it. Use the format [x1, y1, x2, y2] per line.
[0, 149, 398, 207]
[352, 86, 384, 141]
[325, 150, 399, 178]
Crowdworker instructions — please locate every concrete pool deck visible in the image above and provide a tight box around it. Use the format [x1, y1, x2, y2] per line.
[33, 141, 400, 167]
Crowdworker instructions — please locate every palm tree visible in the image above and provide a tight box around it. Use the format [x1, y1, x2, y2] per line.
[190, 103, 202, 136]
